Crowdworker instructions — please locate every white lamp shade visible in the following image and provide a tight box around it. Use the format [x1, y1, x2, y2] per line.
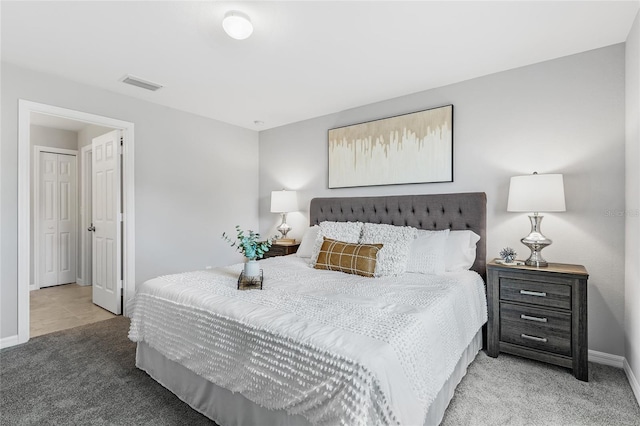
[222, 11, 253, 40]
[507, 174, 566, 213]
[271, 190, 298, 213]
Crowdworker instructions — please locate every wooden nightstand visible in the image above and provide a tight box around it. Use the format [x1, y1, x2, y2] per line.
[487, 259, 589, 381]
[263, 243, 300, 258]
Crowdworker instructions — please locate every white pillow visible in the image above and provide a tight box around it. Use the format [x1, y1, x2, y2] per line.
[310, 221, 364, 264]
[406, 229, 450, 275]
[296, 225, 319, 258]
[359, 223, 417, 277]
[445, 230, 481, 272]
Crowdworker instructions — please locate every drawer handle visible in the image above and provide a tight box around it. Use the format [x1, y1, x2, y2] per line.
[520, 314, 548, 323]
[520, 290, 547, 297]
[521, 333, 548, 343]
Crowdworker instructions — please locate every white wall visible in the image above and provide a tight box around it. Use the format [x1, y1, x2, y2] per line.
[625, 10, 640, 394]
[259, 45, 626, 356]
[77, 125, 113, 148]
[1, 62, 259, 340]
[29, 125, 79, 286]
[31, 124, 78, 149]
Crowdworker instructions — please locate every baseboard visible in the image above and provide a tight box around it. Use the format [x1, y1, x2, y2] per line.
[29, 284, 37, 291]
[0, 334, 19, 349]
[588, 350, 639, 406]
[624, 359, 640, 407]
[588, 349, 625, 368]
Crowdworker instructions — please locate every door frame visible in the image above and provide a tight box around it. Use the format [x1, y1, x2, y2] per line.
[32, 146, 78, 291]
[18, 100, 136, 345]
[78, 145, 93, 287]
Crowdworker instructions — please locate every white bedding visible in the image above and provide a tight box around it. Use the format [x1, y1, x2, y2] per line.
[128, 256, 487, 426]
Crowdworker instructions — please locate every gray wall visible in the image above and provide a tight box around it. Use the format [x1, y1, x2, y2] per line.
[29, 125, 79, 286]
[259, 45, 626, 356]
[1, 62, 259, 340]
[625, 11, 640, 384]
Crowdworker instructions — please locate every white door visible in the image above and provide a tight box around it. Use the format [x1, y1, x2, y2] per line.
[91, 130, 122, 314]
[38, 152, 77, 287]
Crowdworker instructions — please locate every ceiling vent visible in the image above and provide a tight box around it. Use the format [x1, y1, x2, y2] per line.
[120, 75, 163, 91]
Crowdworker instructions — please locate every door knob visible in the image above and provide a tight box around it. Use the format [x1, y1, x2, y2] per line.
[88, 224, 96, 232]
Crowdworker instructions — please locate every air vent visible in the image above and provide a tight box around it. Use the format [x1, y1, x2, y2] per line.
[120, 75, 163, 91]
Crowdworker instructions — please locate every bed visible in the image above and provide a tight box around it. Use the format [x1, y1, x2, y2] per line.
[129, 192, 487, 426]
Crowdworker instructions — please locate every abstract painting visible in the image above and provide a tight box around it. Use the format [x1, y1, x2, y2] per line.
[328, 105, 453, 188]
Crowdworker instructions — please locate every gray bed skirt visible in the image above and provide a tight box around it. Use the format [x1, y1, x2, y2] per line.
[136, 330, 482, 426]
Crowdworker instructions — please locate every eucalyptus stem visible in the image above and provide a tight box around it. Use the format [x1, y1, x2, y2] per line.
[222, 225, 274, 260]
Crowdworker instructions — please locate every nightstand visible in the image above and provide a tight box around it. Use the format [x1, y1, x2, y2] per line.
[487, 259, 589, 381]
[263, 243, 300, 258]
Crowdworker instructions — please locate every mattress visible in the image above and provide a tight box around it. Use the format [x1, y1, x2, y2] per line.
[129, 256, 487, 425]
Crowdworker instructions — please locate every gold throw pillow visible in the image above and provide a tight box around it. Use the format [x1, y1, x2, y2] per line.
[314, 237, 383, 278]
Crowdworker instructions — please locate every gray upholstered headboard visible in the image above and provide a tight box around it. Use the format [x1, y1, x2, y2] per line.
[309, 192, 487, 279]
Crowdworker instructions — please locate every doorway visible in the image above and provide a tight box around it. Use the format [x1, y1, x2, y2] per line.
[17, 100, 135, 344]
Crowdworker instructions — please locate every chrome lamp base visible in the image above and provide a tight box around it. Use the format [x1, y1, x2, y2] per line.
[521, 214, 552, 267]
[276, 212, 292, 239]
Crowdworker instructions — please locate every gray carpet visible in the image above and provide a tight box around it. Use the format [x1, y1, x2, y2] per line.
[1, 317, 213, 425]
[1, 317, 639, 425]
[442, 351, 640, 425]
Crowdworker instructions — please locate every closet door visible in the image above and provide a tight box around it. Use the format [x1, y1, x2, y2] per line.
[38, 152, 77, 288]
[39, 152, 59, 287]
[57, 154, 77, 284]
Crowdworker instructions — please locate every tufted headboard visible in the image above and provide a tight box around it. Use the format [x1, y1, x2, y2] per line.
[309, 192, 487, 279]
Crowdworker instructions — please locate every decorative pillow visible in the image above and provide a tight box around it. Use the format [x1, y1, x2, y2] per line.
[406, 229, 450, 275]
[296, 225, 320, 258]
[310, 221, 364, 264]
[314, 238, 382, 278]
[359, 223, 417, 277]
[445, 230, 481, 272]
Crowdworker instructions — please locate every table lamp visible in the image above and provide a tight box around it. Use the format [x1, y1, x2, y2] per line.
[507, 172, 566, 267]
[270, 190, 298, 242]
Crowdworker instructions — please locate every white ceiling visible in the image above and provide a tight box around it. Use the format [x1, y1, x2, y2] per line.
[2, 1, 638, 130]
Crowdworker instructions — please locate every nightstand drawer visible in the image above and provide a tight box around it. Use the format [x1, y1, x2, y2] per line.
[263, 243, 299, 258]
[500, 302, 571, 356]
[500, 278, 571, 310]
[267, 245, 288, 256]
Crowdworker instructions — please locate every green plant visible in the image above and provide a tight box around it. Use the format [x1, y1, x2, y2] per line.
[222, 225, 273, 260]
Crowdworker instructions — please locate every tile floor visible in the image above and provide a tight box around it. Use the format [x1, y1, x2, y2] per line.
[30, 283, 117, 337]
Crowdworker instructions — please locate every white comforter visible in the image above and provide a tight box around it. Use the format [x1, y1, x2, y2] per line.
[128, 256, 487, 426]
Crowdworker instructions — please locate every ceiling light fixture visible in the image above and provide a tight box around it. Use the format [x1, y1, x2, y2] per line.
[120, 74, 163, 91]
[222, 11, 253, 40]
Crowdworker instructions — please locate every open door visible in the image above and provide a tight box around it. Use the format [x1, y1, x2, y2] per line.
[91, 130, 122, 314]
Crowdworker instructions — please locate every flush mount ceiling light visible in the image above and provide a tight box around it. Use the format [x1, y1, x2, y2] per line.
[222, 11, 253, 40]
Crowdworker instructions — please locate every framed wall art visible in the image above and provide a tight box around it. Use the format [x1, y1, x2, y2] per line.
[328, 104, 453, 188]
